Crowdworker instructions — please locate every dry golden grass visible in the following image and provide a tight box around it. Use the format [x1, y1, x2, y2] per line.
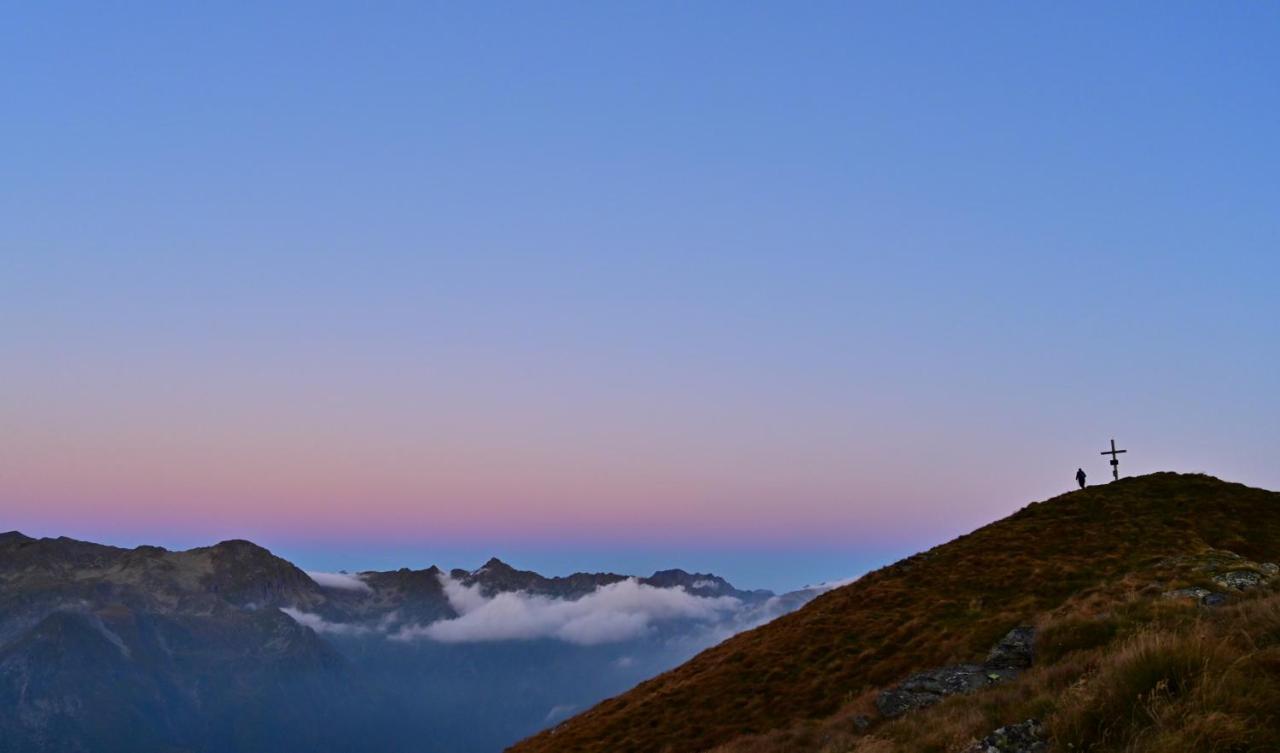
[1051, 595, 1280, 752]
[714, 591, 1280, 753]
[509, 473, 1280, 753]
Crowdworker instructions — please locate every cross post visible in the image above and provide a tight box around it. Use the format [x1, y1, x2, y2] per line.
[1100, 438, 1127, 481]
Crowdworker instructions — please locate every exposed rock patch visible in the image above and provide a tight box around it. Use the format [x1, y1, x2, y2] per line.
[986, 625, 1035, 669]
[1162, 586, 1231, 607]
[875, 627, 1033, 718]
[1214, 570, 1265, 591]
[966, 718, 1048, 753]
[1158, 549, 1278, 608]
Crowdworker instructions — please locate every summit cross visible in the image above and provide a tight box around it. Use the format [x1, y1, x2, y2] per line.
[1101, 438, 1127, 481]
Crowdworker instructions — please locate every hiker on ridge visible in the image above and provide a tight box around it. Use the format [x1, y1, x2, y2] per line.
[1076, 468, 1087, 489]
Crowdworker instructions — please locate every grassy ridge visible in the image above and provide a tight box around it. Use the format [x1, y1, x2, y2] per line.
[715, 556, 1280, 752]
[508, 473, 1280, 753]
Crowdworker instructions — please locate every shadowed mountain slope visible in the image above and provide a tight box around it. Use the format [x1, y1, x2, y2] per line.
[509, 473, 1280, 753]
[0, 530, 817, 752]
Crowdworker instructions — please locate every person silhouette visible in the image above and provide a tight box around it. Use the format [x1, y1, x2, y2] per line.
[1076, 468, 1087, 489]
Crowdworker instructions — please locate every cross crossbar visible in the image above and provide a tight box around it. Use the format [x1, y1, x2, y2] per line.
[1100, 438, 1127, 480]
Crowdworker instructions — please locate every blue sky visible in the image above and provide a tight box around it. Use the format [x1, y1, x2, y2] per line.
[2, 3, 1278, 591]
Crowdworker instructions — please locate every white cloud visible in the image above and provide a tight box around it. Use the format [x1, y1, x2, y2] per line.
[282, 607, 373, 636]
[805, 575, 858, 593]
[281, 570, 850, 650]
[393, 574, 742, 646]
[544, 704, 578, 723]
[306, 571, 371, 592]
[439, 571, 489, 613]
[376, 610, 401, 631]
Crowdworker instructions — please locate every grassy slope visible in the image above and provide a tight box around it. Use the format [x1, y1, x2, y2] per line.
[714, 584, 1280, 752]
[509, 473, 1280, 753]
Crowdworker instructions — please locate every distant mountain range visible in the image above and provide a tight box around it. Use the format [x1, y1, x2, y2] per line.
[0, 532, 826, 753]
[12, 474, 1272, 753]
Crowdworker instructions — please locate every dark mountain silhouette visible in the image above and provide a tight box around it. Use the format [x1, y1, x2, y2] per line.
[0, 532, 819, 752]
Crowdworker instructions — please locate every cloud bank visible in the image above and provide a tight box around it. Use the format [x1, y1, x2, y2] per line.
[281, 607, 373, 636]
[393, 575, 742, 646]
[283, 570, 847, 648]
[306, 571, 371, 592]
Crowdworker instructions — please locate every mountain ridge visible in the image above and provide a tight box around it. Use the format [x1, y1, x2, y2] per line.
[0, 528, 817, 752]
[508, 472, 1280, 753]
[0, 533, 781, 606]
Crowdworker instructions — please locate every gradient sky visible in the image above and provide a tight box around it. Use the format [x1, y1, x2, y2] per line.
[2, 3, 1278, 591]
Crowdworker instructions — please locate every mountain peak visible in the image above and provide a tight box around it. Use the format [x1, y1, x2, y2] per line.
[0, 531, 31, 544]
[210, 538, 272, 553]
[394, 565, 442, 575]
[193, 538, 322, 608]
[201, 538, 293, 566]
[479, 556, 515, 572]
[642, 569, 736, 594]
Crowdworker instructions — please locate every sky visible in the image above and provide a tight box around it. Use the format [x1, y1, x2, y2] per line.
[2, 3, 1278, 592]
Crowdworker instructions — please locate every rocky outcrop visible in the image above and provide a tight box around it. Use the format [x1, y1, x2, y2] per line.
[1214, 570, 1265, 590]
[1159, 549, 1278, 607]
[966, 718, 1048, 753]
[1162, 586, 1230, 607]
[986, 625, 1034, 669]
[876, 664, 1018, 717]
[876, 627, 1034, 718]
